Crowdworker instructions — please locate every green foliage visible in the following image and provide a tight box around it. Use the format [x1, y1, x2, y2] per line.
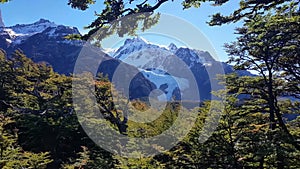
[0, 115, 53, 169]
[182, 0, 228, 9]
[0, 1, 300, 167]
[67, 0, 163, 42]
[165, 83, 300, 168]
[65, 0, 299, 39]
[0, 50, 116, 168]
[62, 146, 90, 169]
[225, 3, 300, 147]
[0, 0, 10, 3]
[3, 0, 298, 40]
[68, 0, 95, 10]
[208, 0, 299, 26]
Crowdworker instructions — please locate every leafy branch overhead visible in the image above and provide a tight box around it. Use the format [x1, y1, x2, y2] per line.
[0, 0, 10, 3]
[67, 0, 299, 39]
[2, 0, 296, 39]
[181, 0, 300, 25]
[67, 0, 168, 40]
[207, 0, 300, 25]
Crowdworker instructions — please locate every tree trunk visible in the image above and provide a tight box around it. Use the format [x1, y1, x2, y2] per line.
[259, 156, 264, 169]
[267, 71, 276, 130]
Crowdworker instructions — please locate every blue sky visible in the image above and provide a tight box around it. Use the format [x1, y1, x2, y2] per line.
[1, 0, 242, 61]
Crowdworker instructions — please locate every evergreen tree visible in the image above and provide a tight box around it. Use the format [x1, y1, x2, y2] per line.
[225, 4, 300, 150]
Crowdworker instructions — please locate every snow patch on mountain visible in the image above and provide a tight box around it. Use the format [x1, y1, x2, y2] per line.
[5, 38, 11, 44]
[1, 19, 57, 43]
[141, 69, 189, 101]
[103, 48, 117, 56]
[0, 19, 56, 45]
[122, 48, 172, 69]
[45, 25, 80, 37]
[10, 19, 57, 35]
[0, 28, 28, 45]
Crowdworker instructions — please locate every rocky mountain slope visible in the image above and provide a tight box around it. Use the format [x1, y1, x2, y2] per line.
[0, 19, 83, 74]
[0, 19, 251, 102]
[107, 37, 251, 101]
[0, 19, 156, 100]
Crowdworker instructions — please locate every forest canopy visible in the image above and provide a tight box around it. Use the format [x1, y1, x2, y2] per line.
[0, 0, 299, 168]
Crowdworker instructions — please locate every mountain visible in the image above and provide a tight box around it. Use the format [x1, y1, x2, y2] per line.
[108, 37, 251, 101]
[0, 19, 156, 101]
[0, 19, 251, 102]
[0, 19, 84, 74]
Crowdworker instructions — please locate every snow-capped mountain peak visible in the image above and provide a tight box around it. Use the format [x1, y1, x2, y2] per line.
[35, 18, 52, 24]
[174, 47, 207, 67]
[109, 37, 214, 69]
[0, 19, 57, 45]
[113, 37, 162, 60]
[0, 19, 81, 46]
[108, 37, 220, 101]
[168, 43, 178, 53]
[10, 19, 57, 35]
[0, 19, 84, 73]
[124, 36, 148, 45]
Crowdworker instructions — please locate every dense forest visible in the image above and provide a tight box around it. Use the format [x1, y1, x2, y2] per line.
[0, 0, 300, 168]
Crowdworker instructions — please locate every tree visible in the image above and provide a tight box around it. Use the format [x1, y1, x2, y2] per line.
[1, 0, 299, 168]
[225, 0, 300, 149]
[164, 74, 300, 168]
[0, 114, 53, 169]
[0, 50, 117, 168]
